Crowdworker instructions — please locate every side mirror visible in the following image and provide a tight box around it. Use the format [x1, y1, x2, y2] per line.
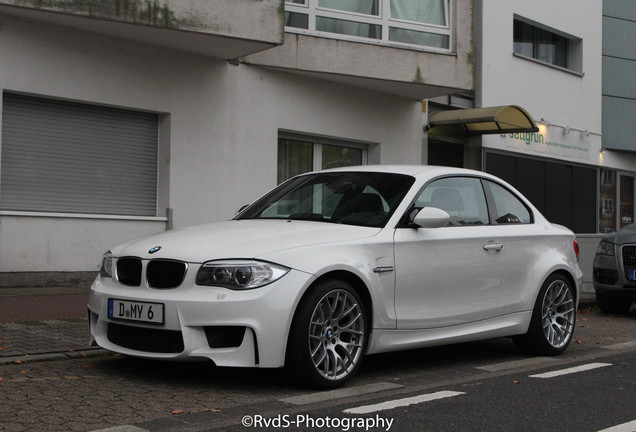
[235, 204, 250, 216]
[411, 207, 450, 228]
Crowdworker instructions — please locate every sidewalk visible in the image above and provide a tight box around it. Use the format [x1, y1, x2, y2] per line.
[0, 285, 107, 365]
[0, 284, 597, 366]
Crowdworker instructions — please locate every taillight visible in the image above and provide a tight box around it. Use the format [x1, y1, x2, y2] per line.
[573, 239, 580, 263]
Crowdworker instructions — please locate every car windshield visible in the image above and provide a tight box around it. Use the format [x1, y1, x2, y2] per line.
[236, 172, 415, 227]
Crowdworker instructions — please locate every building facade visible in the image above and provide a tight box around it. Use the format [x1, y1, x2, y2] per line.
[601, 0, 636, 232]
[0, 0, 474, 285]
[426, 0, 636, 294]
[3, 1, 634, 295]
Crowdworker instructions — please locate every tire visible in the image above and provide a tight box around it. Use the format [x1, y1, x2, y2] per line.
[596, 293, 632, 315]
[286, 278, 368, 389]
[515, 273, 576, 356]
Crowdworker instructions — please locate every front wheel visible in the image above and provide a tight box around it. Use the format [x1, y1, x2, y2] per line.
[515, 273, 576, 356]
[286, 279, 368, 389]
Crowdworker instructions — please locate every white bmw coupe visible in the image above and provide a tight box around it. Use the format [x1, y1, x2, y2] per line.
[88, 165, 582, 388]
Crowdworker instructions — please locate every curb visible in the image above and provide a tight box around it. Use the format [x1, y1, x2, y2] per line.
[0, 348, 110, 365]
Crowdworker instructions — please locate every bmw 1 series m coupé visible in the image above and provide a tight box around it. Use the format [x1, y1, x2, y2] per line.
[88, 165, 583, 388]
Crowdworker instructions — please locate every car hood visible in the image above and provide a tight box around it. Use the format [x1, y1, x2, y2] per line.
[110, 220, 381, 263]
[607, 223, 636, 245]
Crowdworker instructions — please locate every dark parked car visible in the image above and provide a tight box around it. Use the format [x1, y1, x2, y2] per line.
[593, 224, 636, 314]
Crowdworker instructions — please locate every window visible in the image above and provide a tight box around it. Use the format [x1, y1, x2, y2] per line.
[285, 0, 450, 50]
[1, 93, 159, 217]
[599, 168, 617, 232]
[238, 171, 414, 227]
[483, 181, 532, 225]
[416, 177, 489, 226]
[598, 169, 636, 232]
[513, 18, 582, 73]
[620, 175, 634, 228]
[278, 135, 366, 183]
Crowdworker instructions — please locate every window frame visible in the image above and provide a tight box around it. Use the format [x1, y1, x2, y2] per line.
[284, 0, 452, 52]
[513, 16, 583, 76]
[278, 132, 368, 184]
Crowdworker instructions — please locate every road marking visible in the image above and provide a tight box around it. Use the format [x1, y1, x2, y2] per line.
[343, 390, 465, 415]
[476, 356, 560, 372]
[602, 341, 636, 351]
[280, 382, 403, 406]
[597, 420, 636, 432]
[529, 362, 612, 379]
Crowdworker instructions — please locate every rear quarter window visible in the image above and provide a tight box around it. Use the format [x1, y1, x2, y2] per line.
[484, 180, 532, 224]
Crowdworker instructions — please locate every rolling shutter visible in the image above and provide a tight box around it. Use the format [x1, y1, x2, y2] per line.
[1, 93, 158, 216]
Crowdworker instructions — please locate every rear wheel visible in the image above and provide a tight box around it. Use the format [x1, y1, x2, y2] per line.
[515, 273, 576, 355]
[286, 279, 368, 389]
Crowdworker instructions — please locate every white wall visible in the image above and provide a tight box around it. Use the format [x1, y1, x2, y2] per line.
[479, 0, 601, 131]
[0, 14, 422, 273]
[0, 216, 167, 273]
[189, 65, 424, 228]
[0, 14, 220, 271]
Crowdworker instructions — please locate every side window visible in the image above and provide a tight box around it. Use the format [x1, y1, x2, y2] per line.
[484, 181, 532, 224]
[416, 177, 489, 226]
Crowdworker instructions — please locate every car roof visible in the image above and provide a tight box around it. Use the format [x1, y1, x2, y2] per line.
[318, 164, 493, 179]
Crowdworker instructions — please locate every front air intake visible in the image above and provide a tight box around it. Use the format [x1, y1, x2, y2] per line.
[116, 258, 142, 286]
[107, 323, 184, 353]
[147, 260, 187, 289]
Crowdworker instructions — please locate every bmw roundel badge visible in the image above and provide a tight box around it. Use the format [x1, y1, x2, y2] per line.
[148, 246, 162, 254]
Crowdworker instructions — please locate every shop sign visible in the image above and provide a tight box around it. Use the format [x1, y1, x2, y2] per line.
[505, 129, 590, 160]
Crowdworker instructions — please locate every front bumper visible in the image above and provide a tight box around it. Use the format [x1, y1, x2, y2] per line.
[593, 252, 636, 300]
[88, 268, 314, 368]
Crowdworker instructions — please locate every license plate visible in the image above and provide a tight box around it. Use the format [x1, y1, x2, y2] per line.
[630, 270, 636, 281]
[108, 298, 164, 324]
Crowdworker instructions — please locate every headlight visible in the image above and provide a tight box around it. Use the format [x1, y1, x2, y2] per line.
[596, 240, 615, 256]
[196, 260, 289, 290]
[100, 251, 113, 278]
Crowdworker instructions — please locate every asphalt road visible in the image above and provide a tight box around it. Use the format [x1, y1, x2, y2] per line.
[277, 351, 636, 432]
[0, 305, 634, 432]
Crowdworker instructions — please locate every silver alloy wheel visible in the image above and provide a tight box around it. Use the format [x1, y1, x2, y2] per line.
[541, 279, 575, 348]
[308, 289, 365, 381]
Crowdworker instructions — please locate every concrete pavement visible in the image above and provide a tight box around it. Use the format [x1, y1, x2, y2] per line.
[0, 285, 107, 365]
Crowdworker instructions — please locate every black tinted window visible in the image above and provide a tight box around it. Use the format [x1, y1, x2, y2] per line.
[484, 180, 532, 224]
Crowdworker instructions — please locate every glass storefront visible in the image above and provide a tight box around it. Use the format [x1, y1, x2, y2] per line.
[620, 175, 634, 228]
[599, 169, 617, 233]
[486, 152, 596, 233]
[599, 169, 635, 232]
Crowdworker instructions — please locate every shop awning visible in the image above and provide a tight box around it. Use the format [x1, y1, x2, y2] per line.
[427, 105, 539, 135]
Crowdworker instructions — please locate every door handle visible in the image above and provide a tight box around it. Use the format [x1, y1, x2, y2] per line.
[483, 242, 504, 251]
